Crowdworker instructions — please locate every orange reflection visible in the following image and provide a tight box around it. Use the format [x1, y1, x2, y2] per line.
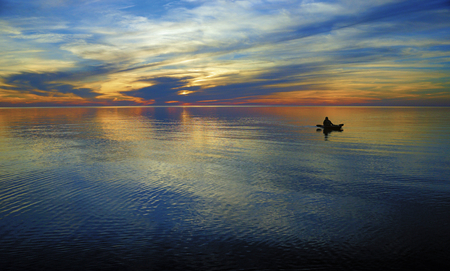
[93, 107, 157, 142]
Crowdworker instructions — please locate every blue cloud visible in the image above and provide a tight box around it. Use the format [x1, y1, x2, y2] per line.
[268, 0, 450, 45]
[3, 72, 101, 98]
[123, 77, 201, 102]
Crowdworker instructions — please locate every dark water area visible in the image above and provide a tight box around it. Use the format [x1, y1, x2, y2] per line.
[0, 106, 449, 270]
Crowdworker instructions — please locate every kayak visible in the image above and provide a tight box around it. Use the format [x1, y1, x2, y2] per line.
[316, 124, 344, 130]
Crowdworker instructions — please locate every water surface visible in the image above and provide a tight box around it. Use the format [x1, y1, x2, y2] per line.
[1, 106, 449, 270]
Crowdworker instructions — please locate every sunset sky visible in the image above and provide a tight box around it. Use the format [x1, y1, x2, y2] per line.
[1, 0, 449, 107]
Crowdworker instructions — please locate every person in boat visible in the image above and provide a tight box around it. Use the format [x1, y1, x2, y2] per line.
[323, 117, 334, 127]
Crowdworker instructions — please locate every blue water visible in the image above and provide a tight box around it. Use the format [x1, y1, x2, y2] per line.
[0, 106, 449, 270]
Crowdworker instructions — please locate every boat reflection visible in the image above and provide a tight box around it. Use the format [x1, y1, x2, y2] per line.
[317, 127, 343, 140]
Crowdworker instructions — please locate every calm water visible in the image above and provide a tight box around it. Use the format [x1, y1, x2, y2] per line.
[0, 106, 449, 270]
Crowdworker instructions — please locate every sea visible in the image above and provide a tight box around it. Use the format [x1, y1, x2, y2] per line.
[0, 106, 449, 271]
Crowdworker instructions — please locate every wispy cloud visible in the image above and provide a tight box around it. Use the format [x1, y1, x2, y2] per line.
[1, 0, 449, 106]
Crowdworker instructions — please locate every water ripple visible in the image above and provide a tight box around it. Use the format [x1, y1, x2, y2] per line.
[1, 107, 450, 270]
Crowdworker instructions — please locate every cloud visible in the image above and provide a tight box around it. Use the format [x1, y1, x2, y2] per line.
[122, 76, 201, 103]
[12, 33, 92, 44]
[3, 71, 101, 98]
[0, 0, 449, 106]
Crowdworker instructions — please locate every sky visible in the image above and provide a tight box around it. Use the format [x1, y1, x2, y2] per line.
[0, 0, 449, 107]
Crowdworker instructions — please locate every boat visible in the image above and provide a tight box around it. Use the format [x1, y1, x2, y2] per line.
[316, 124, 344, 130]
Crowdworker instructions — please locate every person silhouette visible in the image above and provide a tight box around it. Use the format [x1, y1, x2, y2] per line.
[323, 117, 333, 127]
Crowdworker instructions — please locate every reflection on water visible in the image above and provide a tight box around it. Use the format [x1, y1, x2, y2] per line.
[1, 106, 449, 270]
[316, 127, 343, 140]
